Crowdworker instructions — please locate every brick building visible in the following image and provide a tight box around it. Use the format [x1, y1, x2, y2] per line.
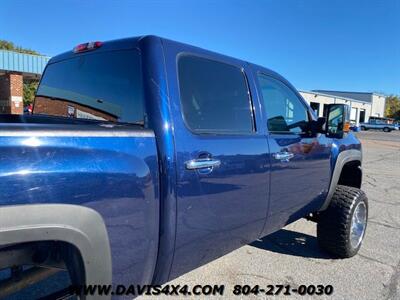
[0, 50, 50, 114]
[34, 96, 118, 122]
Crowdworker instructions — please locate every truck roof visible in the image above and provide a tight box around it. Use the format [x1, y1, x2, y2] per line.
[47, 35, 295, 98]
[49, 35, 281, 78]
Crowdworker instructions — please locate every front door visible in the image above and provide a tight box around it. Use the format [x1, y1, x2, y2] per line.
[163, 42, 270, 279]
[255, 73, 332, 235]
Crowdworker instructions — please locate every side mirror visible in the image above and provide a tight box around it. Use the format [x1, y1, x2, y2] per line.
[325, 104, 350, 138]
[309, 117, 326, 135]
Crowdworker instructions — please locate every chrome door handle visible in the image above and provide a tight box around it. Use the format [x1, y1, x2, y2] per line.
[273, 151, 294, 162]
[185, 158, 221, 170]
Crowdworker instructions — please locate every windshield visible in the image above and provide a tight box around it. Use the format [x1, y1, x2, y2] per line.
[34, 49, 144, 124]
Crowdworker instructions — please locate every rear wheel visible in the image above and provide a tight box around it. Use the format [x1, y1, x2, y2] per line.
[383, 127, 391, 132]
[317, 185, 368, 258]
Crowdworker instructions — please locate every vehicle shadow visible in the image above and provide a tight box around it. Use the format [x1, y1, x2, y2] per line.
[250, 229, 332, 259]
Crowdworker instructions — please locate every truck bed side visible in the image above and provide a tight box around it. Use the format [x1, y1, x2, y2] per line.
[0, 122, 159, 287]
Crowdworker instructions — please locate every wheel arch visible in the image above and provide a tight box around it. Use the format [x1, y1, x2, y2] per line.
[319, 149, 362, 211]
[0, 204, 112, 291]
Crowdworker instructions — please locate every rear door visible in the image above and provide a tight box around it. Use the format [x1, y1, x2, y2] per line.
[163, 41, 270, 279]
[254, 72, 332, 235]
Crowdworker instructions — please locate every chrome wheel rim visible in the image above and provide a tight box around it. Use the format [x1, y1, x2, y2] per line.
[350, 202, 367, 249]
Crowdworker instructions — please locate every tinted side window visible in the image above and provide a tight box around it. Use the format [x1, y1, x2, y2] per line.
[258, 74, 308, 134]
[178, 55, 254, 134]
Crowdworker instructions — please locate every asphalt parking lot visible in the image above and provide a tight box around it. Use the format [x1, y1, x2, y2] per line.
[152, 130, 400, 300]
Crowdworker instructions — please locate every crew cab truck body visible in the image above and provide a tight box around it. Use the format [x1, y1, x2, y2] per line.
[0, 36, 367, 299]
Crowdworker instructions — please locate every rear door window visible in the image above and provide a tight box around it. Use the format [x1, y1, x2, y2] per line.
[34, 49, 144, 124]
[178, 55, 254, 134]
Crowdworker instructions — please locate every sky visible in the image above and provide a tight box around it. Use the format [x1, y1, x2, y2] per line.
[1, 0, 399, 95]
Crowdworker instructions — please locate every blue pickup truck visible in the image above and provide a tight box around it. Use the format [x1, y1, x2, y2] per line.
[0, 36, 368, 299]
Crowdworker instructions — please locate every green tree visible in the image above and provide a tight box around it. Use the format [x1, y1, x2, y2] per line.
[0, 40, 41, 106]
[0, 40, 40, 55]
[23, 81, 39, 106]
[385, 95, 400, 120]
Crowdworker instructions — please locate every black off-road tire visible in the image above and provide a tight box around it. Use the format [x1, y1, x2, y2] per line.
[360, 126, 367, 131]
[317, 185, 368, 258]
[383, 127, 391, 132]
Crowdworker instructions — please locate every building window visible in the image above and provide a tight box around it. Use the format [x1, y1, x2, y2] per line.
[359, 109, 366, 123]
[310, 102, 320, 116]
[322, 104, 329, 117]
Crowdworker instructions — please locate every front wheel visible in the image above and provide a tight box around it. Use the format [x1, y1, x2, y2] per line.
[383, 127, 391, 132]
[360, 126, 367, 131]
[317, 185, 368, 258]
